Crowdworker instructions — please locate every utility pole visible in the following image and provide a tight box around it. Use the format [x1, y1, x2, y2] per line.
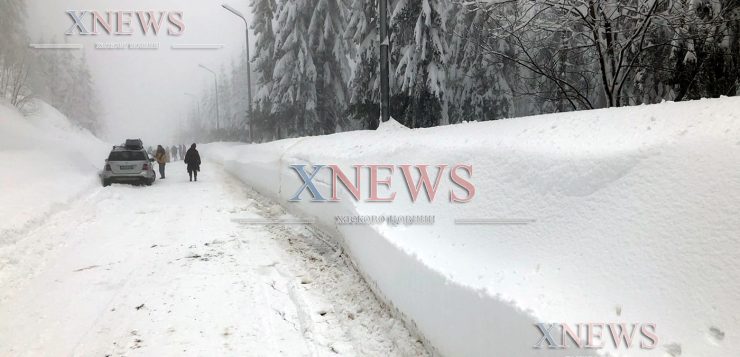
[198, 64, 221, 131]
[222, 4, 254, 142]
[379, 0, 390, 126]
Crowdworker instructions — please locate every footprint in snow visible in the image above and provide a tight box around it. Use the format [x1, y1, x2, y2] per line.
[664, 342, 681, 356]
[708, 326, 725, 344]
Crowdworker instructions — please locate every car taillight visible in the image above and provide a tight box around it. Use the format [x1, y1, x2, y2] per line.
[142, 163, 149, 171]
[105, 164, 112, 171]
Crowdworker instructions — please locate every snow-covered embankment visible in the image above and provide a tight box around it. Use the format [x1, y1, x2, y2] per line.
[1, 102, 108, 243]
[203, 97, 740, 356]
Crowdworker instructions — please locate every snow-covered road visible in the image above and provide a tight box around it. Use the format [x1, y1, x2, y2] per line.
[0, 161, 425, 356]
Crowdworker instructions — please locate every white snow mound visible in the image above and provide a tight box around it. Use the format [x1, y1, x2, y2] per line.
[203, 97, 740, 357]
[0, 101, 108, 243]
[377, 117, 409, 131]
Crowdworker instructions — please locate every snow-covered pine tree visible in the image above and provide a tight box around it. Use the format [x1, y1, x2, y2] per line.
[202, 83, 217, 134]
[270, 0, 318, 137]
[308, 0, 351, 134]
[389, 0, 450, 128]
[228, 56, 244, 140]
[0, 0, 31, 107]
[0, 0, 25, 60]
[218, 64, 233, 135]
[666, 0, 740, 101]
[31, 37, 73, 112]
[29, 45, 102, 133]
[345, 0, 380, 129]
[64, 54, 101, 133]
[446, 2, 511, 123]
[250, 0, 278, 139]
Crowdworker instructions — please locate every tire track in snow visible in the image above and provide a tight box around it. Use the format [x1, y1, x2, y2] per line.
[223, 172, 428, 356]
[0, 161, 426, 356]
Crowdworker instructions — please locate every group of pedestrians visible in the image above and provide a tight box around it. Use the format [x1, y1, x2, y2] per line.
[147, 143, 201, 182]
[148, 144, 188, 162]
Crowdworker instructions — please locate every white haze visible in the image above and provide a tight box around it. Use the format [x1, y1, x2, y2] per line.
[25, 0, 256, 146]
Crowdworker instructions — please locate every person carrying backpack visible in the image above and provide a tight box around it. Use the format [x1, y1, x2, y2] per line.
[184, 143, 201, 182]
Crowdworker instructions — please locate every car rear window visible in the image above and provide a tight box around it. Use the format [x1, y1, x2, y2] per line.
[108, 151, 147, 161]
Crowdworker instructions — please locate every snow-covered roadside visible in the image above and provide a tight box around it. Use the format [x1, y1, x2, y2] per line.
[0, 101, 108, 244]
[0, 101, 426, 355]
[203, 97, 740, 356]
[0, 161, 426, 356]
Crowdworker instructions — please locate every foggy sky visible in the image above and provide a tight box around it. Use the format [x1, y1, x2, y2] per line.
[26, 0, 256, 145]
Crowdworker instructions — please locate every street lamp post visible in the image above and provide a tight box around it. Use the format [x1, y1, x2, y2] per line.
[379, 0, 390, 125]
[222, 4, 254, 143]
[198, 64, 221, 131]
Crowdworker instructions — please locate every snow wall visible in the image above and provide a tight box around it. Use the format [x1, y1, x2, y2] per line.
[1, 101, 108, 244]
[202, 97, 740, 357]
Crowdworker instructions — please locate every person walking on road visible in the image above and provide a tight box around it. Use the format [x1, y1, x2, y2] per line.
[184, 143, 201, 182]
[171, 145, 179, 161]
[155, 145, 168, 179]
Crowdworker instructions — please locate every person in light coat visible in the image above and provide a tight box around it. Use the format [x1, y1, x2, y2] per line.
[155, 145, 169, 179]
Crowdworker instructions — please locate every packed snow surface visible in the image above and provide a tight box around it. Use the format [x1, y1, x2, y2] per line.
[203, 97, 740, 356]
[0, 103, 425, 356]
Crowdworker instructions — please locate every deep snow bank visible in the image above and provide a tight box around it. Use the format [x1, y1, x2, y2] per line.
[0, 101, 108, 243]
[203, 97, 740, 356]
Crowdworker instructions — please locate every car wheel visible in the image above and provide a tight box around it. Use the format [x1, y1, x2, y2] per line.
[145, 179, 154, 186]
[102, 179, 111, 187]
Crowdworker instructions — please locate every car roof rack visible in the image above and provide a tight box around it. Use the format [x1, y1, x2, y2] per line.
[112, 144, 143, 151]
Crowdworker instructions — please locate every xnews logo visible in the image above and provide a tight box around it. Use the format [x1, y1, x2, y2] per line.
[534, 322, 658, 350]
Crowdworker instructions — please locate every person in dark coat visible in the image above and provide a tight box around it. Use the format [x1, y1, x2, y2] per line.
[183, 143, 201, 182]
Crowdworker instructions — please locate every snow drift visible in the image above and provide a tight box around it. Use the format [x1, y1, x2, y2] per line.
[0, 101, 108, 244]
[203, 97, 740, 356]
